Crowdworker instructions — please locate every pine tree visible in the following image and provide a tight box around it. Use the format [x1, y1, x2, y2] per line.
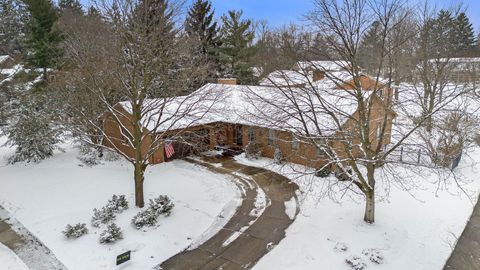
[453, 12, 476, 55]
[24, 0, 62, 80]
[359, 21, 383, 73]
[219, 10, 256, 85]
[2, 97, 60, 163]
[185, 0, 220, 88]
[185, 0, 220, 58]
[58, 0, 83, 14]
[431, 10, 456, 57]
[0, 0, 28, 55]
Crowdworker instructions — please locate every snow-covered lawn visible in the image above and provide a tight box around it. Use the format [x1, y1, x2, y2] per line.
[0, 243, 28, 270]
[0, 138, 241, 270]
[235, 150, 480, 270]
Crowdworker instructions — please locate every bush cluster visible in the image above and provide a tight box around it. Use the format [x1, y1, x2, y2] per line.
[132, 195, 174, 229]
[99, 223, 123, 244]
[62, 223, 88, 239]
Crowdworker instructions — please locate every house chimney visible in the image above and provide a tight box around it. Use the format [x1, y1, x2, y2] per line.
[217, 78, 237, 85]
[312, 70, 325, 82]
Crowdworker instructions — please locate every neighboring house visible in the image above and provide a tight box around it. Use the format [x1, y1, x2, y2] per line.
[260, 60, 352, 88]
[292, 60, 350, 73]
[101, 71, 396, 170]
[427, 57, 480, 85]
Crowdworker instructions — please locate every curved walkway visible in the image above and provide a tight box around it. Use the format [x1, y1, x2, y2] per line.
[444, 195, 480, 270]
[157, 157, 299, 270]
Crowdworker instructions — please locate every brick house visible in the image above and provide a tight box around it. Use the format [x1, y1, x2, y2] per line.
[101, 70, 396, 169]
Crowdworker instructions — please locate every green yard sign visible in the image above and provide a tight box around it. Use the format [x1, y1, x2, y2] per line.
[116, 250, 131, 266]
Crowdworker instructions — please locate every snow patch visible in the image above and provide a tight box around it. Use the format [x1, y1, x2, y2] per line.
[0, 243, 29, 270]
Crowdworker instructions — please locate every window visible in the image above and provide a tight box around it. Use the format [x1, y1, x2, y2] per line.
[248, 127, 255, 142]
[292, 135, 299, 151]
[268, 129, 276, 146]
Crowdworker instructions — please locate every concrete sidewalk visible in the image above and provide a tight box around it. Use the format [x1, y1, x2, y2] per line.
[444, 195, 480, 270]
[0, 207, 67, 270]
[157, 157, 299, 270]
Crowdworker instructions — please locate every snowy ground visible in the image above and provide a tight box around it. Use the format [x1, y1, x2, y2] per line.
[0, 138, 241, 270]
[0, 243, 28, 270]
[235, 150, 480, 270]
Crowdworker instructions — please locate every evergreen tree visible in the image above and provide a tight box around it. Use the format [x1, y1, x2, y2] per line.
[134, 0, 176, 42]
[219, 10, 256, 85]
[87, 6, 99, 17]
[453, 12, 476, 55]
[359, 21, 383, 73]
[185, 0, 220, 58]
[58, 0, 83, 14]
[431, 9, 455, 57]
[24, 0, 62, 80]
[2, 96, 60, 163]
[0, 0, 29, 55]
[185, 0, 221, 88]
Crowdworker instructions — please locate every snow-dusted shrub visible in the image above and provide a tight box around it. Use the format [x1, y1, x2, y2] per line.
[334, 242, 348, 252]
[99, 223, 123, 243]
[148, 195, 174, 216]
[103, 149, 121, 161]
[345, 256, 367, 270]
[77, 144, 102, 166]
[362, 248, 384, 264]
[315, 164, 332, 178]
[335, 167, 352, 182]
[245, 142, 262, 160]
[91, 207, 116, 227]
[62, 223, 88, 239]
[273, 148, 283, 164]
[106, 195, 129, 213]
[131, 209, 158, 229]
[131, 195, 174, 229]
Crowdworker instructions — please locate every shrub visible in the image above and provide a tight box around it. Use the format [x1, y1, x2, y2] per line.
[106, 195, 129, 213]
[99, 223, 123, 244]
[362, 248, 384, 264]
[335, 167, 352, 182]
[62, 223, 88, 239]
[315, 164, 332, 178]
[91, 207, 116, 227]
[273, 148, 283, 164]
[148, 195, 174, 216]
[245, 142, 262, 160]
[345, 256, 366, 270]
[77, 144, 102, 167]
[132, 209, 158, 229]
[132, 195, 174, 229]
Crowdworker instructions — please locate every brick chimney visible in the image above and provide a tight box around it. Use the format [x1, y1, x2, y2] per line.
[313, 70, 325, 82]
[217, 78, 237, 85]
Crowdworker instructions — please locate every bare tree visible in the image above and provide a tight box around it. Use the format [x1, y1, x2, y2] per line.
[245, 0, 470, 223]
[54, 0, 219, 208]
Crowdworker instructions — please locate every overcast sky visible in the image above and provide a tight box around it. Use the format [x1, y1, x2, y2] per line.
[78, 0, 480, 31]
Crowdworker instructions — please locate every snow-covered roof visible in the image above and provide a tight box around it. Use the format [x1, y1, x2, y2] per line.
[118, 78, 377, 136]
[293, 60, 350, 72]
[260, 70, 310, 87]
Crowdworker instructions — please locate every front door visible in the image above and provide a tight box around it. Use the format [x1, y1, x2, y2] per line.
[234, 125, 243, 146]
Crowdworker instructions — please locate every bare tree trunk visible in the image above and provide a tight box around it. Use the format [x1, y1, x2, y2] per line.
[364, 189, 375, 223]
[134, 162, 145, 208]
